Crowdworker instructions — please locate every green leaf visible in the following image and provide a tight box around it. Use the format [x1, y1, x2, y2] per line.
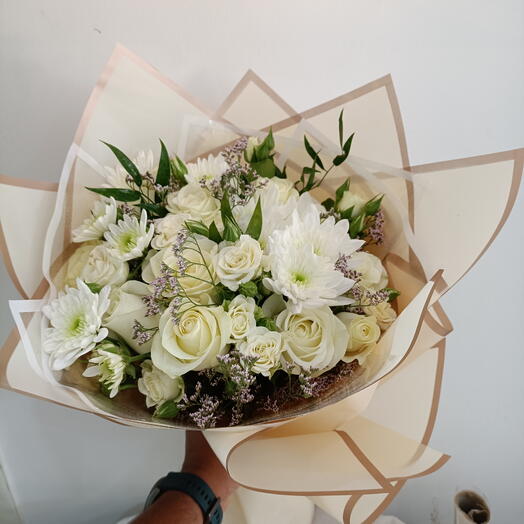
[239, 281, 258, 298]
[208, 221, 222, 243]
[322, 198, 335, 211]
[349, 212, 366, 238]
[139, 202, 168, 218]
[254, 305, 265, 321]
[340, 206, 355, 221]
[85, 282, 102, 294]
[343, 132, 355, 154]
[154, 400, 180, 419]
[125, 364, 137, 379]
[170, 156, 188, 186]
[222, 299, 231, 312]
[364, 195, 383, 216]
[303, 135, 325, 170]
[221, 193, 242, 242]
[251, 158, 276, 178]
[86, 187, 141, 202]
[156, 139, 171, 187]
[384, 288, 401, 302]
[184, 220, 209, 237]
[335, 178, 350, 205]
[245, 198, 263, 240]
[338, 110, 344, 149]
[101, 141, 142, 187]
[274, 164, 287, 179]
[256, 317, 278, 331]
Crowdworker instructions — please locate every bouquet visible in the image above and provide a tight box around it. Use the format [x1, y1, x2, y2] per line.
[2, 46, 520, 522]
[46, 119, 400, 428]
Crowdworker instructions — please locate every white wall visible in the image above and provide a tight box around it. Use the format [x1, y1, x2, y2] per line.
[0, 1, 523, 523]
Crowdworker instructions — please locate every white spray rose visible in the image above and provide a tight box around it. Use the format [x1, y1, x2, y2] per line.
[72, 198, 117, 242]
[337, 312, 381, 364]
[214, 235, 263, 291]
[151, 304, 231, 378]
[363, 302, 397, 330]
[277, 305, 348, 374]
[103, 281, 158, 354]
[227, 295, 256, 340]
[65, 243, 129, 288]
[138, 360, 184, 408]
[143, 237, 217, 304]
[151, 212, 192, 250]
[166, 184, 220, 226]
[347, 251, 388, 291]
[264, 177, 298, 204]
[238, 326, 284, 377]
[336, 190, 366, 217]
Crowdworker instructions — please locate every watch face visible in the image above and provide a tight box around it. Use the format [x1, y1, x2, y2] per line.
[145, 486, 161, 509]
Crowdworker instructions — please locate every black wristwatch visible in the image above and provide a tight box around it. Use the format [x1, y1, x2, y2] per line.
[144, 472, 223, 524]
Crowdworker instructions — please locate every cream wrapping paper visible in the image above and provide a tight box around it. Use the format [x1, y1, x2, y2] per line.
[1, 45, 522, 523]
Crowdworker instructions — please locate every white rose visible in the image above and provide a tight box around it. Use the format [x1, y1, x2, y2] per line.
[166, 184, 220, 225]
[363, 302, 397, 330]
[151, 212, 192, 250]
[347, 251, 388, 291]
[138, 359, 184, 408]
[264, 177, 298, 204]
[151, 304, 231, 377]
[64, 243, 129, 289]
[143, 237, 218, 304]
[336, 190, 366, 217]
[238, 326, 284, 377]
[103, 281, 158, 354]
[214, 235, 263, 291]
[337, 312, 381, 364]
[276, 305, 348, 374]
[227, 295, 256, 340]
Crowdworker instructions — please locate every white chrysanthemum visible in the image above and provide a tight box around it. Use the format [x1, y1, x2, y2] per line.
[264, 245, 355, 313]
[104, 150, 155, 188]
[104, 209, 154, 261]
[42, 279, 110, 370]
[185, 154, 228, 186]
[270, 204, 364, 263]
[233, 182, 298, 251]
[72, 198, 117, 242]
[82, 342, 126, 398]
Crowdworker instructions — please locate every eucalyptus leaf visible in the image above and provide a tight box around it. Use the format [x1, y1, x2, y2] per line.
[87, 187, 141, 202]
[101, 141, 142, 187]
[245, 198, 263, 240]
[139, 202, 168, 218]
[170, 156, 188, 186]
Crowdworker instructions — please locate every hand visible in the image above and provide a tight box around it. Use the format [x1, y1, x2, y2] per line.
[133, 431, 237, 524]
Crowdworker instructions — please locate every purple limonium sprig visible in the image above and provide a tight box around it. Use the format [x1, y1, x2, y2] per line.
[335, 254, 362, 282]
[131, 320, 157, 345]
[365, 209, 385, 245]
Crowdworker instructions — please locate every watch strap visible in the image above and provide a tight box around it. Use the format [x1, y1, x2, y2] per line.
[145, 472, 223, 524]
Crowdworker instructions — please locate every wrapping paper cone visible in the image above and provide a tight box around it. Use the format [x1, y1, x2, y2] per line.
[1, 46, 521, 523]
